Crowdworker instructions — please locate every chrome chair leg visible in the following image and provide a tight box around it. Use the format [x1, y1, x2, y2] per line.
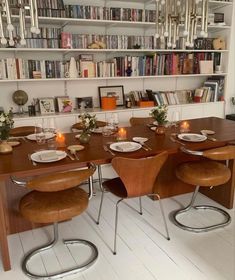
[149, 194, 170, 241]
[98, 165, 104, 192]
[97, 188, 105, 225]
[114, 199, 123, 255]
[139, 197, 143, 215]
[173, 186, 231, 232]
[22, 223, 98, 279]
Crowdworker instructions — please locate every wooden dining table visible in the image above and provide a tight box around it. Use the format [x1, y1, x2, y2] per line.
[0, 116, 235, 271]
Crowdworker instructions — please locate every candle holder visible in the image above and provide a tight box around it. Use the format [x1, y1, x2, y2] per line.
[180, 121, 190, 133]
[116, 128, 127, 141]
[56, 133, 66, 148]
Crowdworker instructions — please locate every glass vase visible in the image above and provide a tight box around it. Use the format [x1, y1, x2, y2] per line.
[79, 132, 91, 144]
[155, 125, 166, 135]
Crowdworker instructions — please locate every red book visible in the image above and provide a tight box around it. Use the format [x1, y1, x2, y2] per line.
[61, 32, 72, 49]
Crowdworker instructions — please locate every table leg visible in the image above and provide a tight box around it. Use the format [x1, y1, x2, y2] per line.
[0, 180, 11, 271]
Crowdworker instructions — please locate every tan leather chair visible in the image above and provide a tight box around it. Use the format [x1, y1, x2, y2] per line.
[174, 146, 232, 232]
[10, 126, 37, 137]
[71, 120, 106, 132]
[11, 163, 98, 279]
[97, 152, 170, 254]
[129, 117, 154, 127]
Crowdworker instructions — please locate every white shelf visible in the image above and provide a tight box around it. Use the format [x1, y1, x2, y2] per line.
[0, 73, 227, 83]
[0, 48, 229, 54]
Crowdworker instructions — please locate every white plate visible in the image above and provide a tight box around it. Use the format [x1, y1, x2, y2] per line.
[26, 132, 55, 141]
[110, 141, 141, 152]
[178, 133, 207, 142]
[132, 137, 148, 143]
[150, 127, 156, 131]
[31, 150, 66, 163]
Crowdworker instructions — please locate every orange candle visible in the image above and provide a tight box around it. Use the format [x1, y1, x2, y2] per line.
[180, 121, 190, 133]
[56, 133, 65, 147]
[117, 128, 127, 141]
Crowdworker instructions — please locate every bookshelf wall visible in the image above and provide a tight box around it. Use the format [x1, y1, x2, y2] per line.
[0, 0, 234, 125]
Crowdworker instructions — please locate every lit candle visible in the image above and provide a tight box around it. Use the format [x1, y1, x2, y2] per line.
[56, 132, 65, 147]
[117, 128, 127, 141]
[180, 121, 190, 133]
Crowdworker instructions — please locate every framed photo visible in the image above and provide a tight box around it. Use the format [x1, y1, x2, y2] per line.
[98, 85, 124, 106]
[76, 97, 93, 109]
[56, 96, 73, 113]
[38, 98, 55, 114]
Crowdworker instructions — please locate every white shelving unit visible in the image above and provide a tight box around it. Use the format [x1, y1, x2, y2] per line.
[0, 0, 233, 128]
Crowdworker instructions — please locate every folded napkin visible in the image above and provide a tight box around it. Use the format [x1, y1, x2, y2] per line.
[40, 151, 58, 161]
[116, 143, 133, 151]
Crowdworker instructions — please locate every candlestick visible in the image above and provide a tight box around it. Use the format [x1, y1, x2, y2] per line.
[117, 128, 127, 141]
[180, 121, 190, 133]
[56, 133, 66, 147]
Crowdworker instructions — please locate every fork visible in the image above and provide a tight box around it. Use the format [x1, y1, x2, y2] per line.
[103, 144, 115, 156]
[170, 136, 186, 146]
[28, 154, 37, 166]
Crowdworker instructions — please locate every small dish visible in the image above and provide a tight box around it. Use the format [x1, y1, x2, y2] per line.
[31, 150, 66, 163]
[26, 132, 55, 141]
[132, 137, 148, 143]
[150, 127, 156, 131]
[75, 134, 82, 139]
[7, 141, 21, 147]
[200, 129, 215, 135]
[67, 145, 84, 152]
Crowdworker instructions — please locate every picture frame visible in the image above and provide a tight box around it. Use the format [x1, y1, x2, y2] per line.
[38, 98, 55, 115]
[98, 85, 124, 106]
[56, 96, 73, 113]
[76, 97, 93, 109]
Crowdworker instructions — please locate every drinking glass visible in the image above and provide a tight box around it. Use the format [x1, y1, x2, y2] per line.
[171, 111, 181, 127]
[35, 124, 46, 145]
[43, 118, 56, 134]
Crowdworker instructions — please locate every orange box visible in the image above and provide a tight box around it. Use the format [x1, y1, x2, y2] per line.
[137, 101, 155, 107]
[101, 96, 116, 110]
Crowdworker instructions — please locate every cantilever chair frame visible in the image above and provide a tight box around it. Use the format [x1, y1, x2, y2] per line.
[173, 146, 232, 233]
[11, 163, 98, 280]
[96, 153, 170, 255]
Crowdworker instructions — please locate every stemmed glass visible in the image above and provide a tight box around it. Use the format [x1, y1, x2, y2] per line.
[171, 111, 181, 127]
[35, 123, 46, 145]
[43, 118, 56, 134]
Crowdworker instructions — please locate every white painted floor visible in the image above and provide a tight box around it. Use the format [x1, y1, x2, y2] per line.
[0, 186, 234, 280]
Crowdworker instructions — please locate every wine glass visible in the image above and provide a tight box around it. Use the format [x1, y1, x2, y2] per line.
[171, 111, 181, 127]
[35, 123, 46, 145]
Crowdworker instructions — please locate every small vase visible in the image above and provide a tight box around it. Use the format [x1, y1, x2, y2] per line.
[0, 140, 13, 154]
[68, 57, 78, 78]
[155, 125, 166, 135]
[79, 132, 91, 144]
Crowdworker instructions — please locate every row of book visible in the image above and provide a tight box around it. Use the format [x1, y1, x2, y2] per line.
[0, 54, 222, 80]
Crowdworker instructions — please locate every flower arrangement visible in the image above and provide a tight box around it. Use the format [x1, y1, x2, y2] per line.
[0, 109, 14, 141]
[78, 113, 97, 133]
[150, 105, 168, 126]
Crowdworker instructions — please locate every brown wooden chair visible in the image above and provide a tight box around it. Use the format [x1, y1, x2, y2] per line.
[96, 152, 170, 254]
[173, 146, 232, 232]
[71, 120, 106, 132]
[10, 126, 37, 137]
[129, 117, 154, 127]
[11, 163, 98, 279]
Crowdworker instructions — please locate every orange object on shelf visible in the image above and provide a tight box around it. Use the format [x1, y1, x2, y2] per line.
[137, 101, 155, 107]
[101, 97, 116, 110]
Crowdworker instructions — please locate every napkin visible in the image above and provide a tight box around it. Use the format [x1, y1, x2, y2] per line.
[40, 151, 58, 161]
[116, 143, 133, 151]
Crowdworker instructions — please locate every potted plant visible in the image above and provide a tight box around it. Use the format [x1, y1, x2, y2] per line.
[77, 113, 97, 144]
[0, 109, 14, 153]
[150, 105, 168, 135]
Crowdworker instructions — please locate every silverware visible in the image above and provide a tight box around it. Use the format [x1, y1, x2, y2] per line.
[66, 152, 75, 161]
[170, 136, 186, 146]
[70, 150, 79, 160]
[28, 154, 37, 166]
[103, 145, 115, 156]
[133, 140, 151, 151]
[201, 132, 217, 141]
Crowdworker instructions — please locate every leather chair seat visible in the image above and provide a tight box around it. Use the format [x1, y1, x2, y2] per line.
[103, 177, 127, 198]
[20, 187, 88, 224]
[176, 160, 231, 187]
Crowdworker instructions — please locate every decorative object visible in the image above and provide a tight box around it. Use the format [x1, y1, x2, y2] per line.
[39, 98, 55, 114]
[77, 113, 97, 144]
[28, 105, 36, 116]
[117, 128, 127, 141]
[150, 105, 168, 135]
[12, 90, 28, 114]
[0, 110, 14, 154]
[154, 0, 209, 49]
[0, 0, 40, 47]
[101, 96, 116, 110]
[56, 97, 73, 113]
[98, 86, 124, 106]
[76, 97, 93, 109]
[68, 57, 78, 78]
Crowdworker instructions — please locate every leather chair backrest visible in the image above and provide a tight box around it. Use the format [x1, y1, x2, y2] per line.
[129, 117, 154, 127]
[111, 151, 168, 198]
[26, 167, 95, 192]
[71, 121, 106, 131]
[10, 126, 38, 137]
[203, 145, 235, 161]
